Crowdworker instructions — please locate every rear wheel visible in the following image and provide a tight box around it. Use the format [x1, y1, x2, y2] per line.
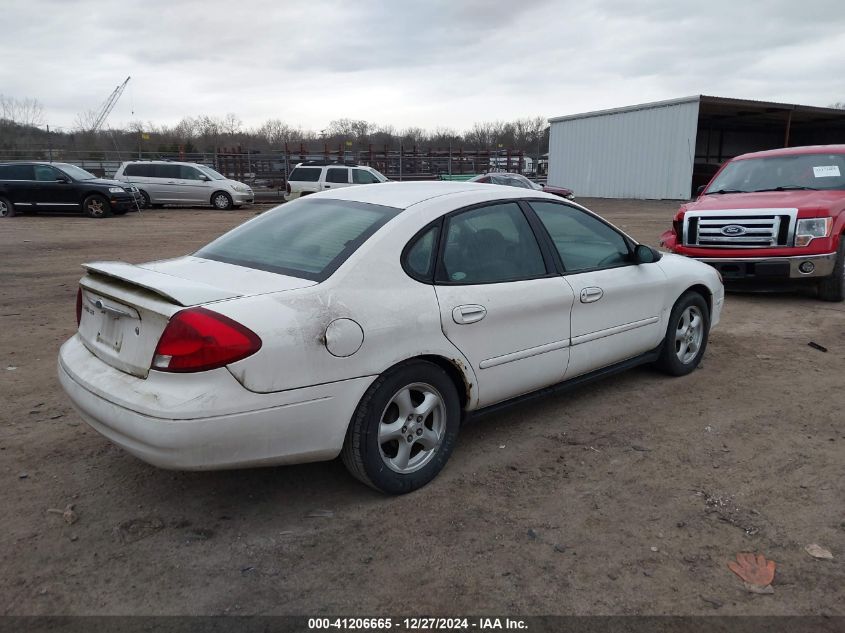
[0, 196, 14, 218]
[817, 238, 844, 302]
[211, 191, 233, 210]
[342, 360, 461, 494]
[82, 194, 112, 219]
[139, 190, 151, 208]
[654, 291, 710, 376]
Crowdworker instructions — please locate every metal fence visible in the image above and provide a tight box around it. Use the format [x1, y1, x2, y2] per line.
[0, 145, 532, 187]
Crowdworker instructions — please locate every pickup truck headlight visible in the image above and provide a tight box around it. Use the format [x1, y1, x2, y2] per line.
[108, 187, 126, 194]
[795, 217, 832, 247]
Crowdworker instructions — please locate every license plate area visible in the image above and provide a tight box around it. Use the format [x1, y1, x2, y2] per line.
[80, 292, 141, 356]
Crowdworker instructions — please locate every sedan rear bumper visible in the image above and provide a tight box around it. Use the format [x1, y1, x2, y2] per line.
[58, 335, 375, 470]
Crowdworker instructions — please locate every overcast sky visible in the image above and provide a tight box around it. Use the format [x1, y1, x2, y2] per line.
[3, 0, 844, 133]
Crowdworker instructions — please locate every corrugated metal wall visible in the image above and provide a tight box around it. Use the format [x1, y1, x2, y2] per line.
[548, 100, 700, 199]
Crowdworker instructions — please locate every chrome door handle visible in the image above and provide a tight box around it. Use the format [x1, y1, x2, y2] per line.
[580, 287, 604, 303]
[452, 304, 487, 324]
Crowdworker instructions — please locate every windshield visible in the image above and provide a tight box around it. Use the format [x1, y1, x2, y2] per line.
[57, 164, 96, 181]
[198, 166, 227, 180]
[195, 198, 401, 281]
[706, 153, 845, 193]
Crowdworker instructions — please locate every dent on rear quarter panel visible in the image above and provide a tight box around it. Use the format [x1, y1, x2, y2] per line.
[217, 198, 480, 403]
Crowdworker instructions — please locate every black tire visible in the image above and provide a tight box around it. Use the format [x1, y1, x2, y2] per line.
[139, 190, 151, 208]
[0, 196, 15, 218]
[82, 194, 112, 219]
[342, 360, 461, 494]
[211, 191, 233, 210]
[817, 237, 844, 302]
[654, 291, 710, 376]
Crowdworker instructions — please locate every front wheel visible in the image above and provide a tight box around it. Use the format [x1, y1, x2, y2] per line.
[0, 196, 15, 218]
[817, 238, 844, 302]
[211, 191, 233, 210]
[342, 360, 461, 494]
[654, 291, 710, 376]
[82, 194, 112, 218]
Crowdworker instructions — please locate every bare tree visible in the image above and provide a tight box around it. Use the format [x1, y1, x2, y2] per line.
[222, 112, 242, 135]
[1, 95, 46, 128]
[830, 101, 845, 109]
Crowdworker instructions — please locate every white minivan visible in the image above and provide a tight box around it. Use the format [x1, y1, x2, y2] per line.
[114, 161, 253, 209]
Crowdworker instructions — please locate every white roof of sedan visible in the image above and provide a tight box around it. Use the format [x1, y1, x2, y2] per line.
[312, 180, 547, 209]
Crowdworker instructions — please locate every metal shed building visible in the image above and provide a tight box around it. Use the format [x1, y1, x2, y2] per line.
[547, 95, 845, 200]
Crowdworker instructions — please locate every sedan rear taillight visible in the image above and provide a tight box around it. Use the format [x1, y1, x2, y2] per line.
[76, 288, 82, 327]
[152, 308, 262, 373]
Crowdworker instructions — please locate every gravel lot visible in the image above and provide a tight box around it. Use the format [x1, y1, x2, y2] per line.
[1, 197, 843, 616]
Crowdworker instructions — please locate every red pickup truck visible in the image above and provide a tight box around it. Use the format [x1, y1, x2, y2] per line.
[660, 145, 845, 301]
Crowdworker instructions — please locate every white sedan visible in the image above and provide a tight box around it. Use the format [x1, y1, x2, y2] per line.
[59, 182, 724, 493]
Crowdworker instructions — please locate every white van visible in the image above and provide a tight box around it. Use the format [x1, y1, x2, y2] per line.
[285, 162, 388, 201]
[114, 161, 253, 209]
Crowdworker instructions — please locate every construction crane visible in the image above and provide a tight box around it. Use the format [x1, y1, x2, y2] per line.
[89, 76, 131, 133]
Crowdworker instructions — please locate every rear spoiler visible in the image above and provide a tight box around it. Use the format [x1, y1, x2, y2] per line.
[82, 261, 242, 307]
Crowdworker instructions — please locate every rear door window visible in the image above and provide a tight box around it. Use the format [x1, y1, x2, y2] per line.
[124, 164, 151, 177]
[437, 202, 547, 284]
[195, 198, 401, 281]
[326, 168, 349, 183]
[0, 164, 35, 180]
[288, 167, 321, 182]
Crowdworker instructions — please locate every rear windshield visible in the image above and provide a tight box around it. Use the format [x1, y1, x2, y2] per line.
[195, 198, 401, 281]
[706, 153, 845, 193]
[289, 167, 321, 182]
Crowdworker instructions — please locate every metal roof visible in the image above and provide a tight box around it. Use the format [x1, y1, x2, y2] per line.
[549, 95, 845, 124]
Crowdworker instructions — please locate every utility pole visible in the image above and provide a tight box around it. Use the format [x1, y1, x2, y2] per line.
[47, 125, 53, 163]
[399, 142, 403, 181]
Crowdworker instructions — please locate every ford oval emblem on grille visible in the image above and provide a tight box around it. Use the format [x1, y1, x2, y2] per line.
[721, 224, 746, 236]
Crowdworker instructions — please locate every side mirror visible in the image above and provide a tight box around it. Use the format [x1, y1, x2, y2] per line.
[634, 244, 662, 264]
[695, 185, 706, 197]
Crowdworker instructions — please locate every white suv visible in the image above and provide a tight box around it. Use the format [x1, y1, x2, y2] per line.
[114, 161, 253, 210]
[285, 162, 388, 201]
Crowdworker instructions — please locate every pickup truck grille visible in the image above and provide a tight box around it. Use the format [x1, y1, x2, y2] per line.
[682, 209, 797, 248]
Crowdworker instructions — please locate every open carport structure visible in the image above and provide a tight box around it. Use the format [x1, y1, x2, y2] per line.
[548, 95, 845, 200]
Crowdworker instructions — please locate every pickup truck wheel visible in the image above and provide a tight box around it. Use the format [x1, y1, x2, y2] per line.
[82, 194, 112, 219]
[211, 191, 233, 210]
[342, 360, 461, 494]
[0, 196, 15, 218]
[817, 238, 844, 302]
[655, 291, 710, 376]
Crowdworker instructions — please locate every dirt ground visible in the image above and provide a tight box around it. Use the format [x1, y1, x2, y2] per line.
[1, 198, 843, 617]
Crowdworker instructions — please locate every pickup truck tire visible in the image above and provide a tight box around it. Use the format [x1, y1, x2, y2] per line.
[82, 194, 112, 219]
[654, 291, 710, 376]
[0, 196, 15, 218]
[817, 237, 844, 302]
[342, 360, 461, 494]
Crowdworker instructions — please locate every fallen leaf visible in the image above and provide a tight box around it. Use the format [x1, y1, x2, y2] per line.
[728, 552, 775, 587]
[804, 544, 833, 560]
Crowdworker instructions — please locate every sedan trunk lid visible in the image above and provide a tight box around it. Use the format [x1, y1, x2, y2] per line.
[77, 257, 317, 377]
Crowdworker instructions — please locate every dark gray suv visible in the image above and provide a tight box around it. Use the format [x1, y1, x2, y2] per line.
[0, 162, 141, 219]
